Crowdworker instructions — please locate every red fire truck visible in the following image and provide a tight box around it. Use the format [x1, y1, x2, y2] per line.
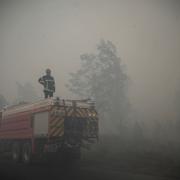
[0, 98, 98, 163]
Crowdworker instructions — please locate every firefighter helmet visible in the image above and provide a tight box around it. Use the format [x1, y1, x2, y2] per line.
[46, 68, 51, 74]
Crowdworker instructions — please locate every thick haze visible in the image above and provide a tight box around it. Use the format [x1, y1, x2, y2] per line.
[0, 0, 180, 125]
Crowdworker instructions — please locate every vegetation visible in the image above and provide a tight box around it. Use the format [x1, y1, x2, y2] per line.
[0, 94, 8, 109]
[67, 40, 130, 133]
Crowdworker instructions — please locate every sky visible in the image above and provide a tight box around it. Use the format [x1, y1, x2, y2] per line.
[0, 0, 180, 124]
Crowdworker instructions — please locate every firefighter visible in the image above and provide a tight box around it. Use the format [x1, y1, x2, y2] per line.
[38, 68, 55, 98]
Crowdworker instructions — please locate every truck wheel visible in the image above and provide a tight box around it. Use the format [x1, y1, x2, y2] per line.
[12, 143, 21, 163]
[22, 142, 32, 164]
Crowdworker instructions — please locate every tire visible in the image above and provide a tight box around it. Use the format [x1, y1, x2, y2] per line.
[22, 142, 32, 164]
[12, 142, 21, 163]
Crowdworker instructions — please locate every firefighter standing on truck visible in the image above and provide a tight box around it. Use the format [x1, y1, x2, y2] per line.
[38, 68, 55, 98]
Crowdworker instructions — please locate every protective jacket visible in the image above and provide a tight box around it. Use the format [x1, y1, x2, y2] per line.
[38, 75, 55, 93]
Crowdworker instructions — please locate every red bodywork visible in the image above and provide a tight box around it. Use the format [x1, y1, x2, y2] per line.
[0, 100, 52, 153]
[0, 98, 98, 158]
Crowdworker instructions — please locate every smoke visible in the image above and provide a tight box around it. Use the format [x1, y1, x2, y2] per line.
[0, 0, 180, 143]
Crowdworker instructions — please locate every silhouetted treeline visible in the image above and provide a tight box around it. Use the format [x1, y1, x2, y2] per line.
[67, 40, 130, 134]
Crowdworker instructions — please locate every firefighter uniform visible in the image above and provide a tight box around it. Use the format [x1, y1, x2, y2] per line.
[39, 69, 55, 98]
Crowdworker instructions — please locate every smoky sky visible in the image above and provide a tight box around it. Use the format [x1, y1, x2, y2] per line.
[0, 0, 180, 123]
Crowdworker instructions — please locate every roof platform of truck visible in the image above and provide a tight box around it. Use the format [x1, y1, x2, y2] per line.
[1, 97, 95, 116]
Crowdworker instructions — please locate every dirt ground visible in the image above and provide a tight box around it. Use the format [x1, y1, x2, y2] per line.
[0, 135, 180, 180]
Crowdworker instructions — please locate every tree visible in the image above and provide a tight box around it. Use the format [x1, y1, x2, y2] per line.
[67, 40, 130, 134]
[0, 94, 8, 109]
